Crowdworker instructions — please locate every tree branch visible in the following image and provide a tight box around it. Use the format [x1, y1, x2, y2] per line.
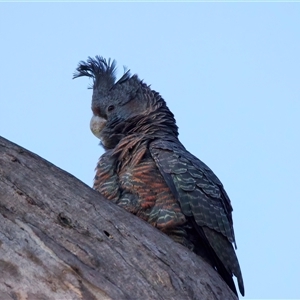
[0, 136, 237, 300]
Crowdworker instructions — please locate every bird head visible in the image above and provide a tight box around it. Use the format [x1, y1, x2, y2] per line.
[74, 56, 178, 149]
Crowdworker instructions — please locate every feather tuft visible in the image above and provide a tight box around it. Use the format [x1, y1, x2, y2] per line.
[73, 55, 131, 90]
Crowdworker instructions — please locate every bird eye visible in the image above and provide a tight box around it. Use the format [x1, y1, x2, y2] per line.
[107, 105, 115, 112]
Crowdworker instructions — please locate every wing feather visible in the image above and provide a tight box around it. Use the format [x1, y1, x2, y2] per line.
[150, 139, 244, 296]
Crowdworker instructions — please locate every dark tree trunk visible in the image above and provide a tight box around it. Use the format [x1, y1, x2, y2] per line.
[0, 136, 237, 300]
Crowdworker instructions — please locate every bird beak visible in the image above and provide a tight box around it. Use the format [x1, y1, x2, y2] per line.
[90, 115, 107, 140]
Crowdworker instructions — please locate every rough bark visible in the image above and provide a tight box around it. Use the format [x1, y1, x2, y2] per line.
[0, 136, 237, 300]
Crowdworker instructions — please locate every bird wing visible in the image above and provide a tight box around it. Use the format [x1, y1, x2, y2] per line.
[150, 139, 244, 296]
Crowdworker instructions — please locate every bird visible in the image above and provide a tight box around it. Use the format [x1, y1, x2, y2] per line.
[73, 56, 244, 297]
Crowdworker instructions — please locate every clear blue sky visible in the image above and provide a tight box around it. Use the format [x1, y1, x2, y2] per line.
[1, 3, 299, 299]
